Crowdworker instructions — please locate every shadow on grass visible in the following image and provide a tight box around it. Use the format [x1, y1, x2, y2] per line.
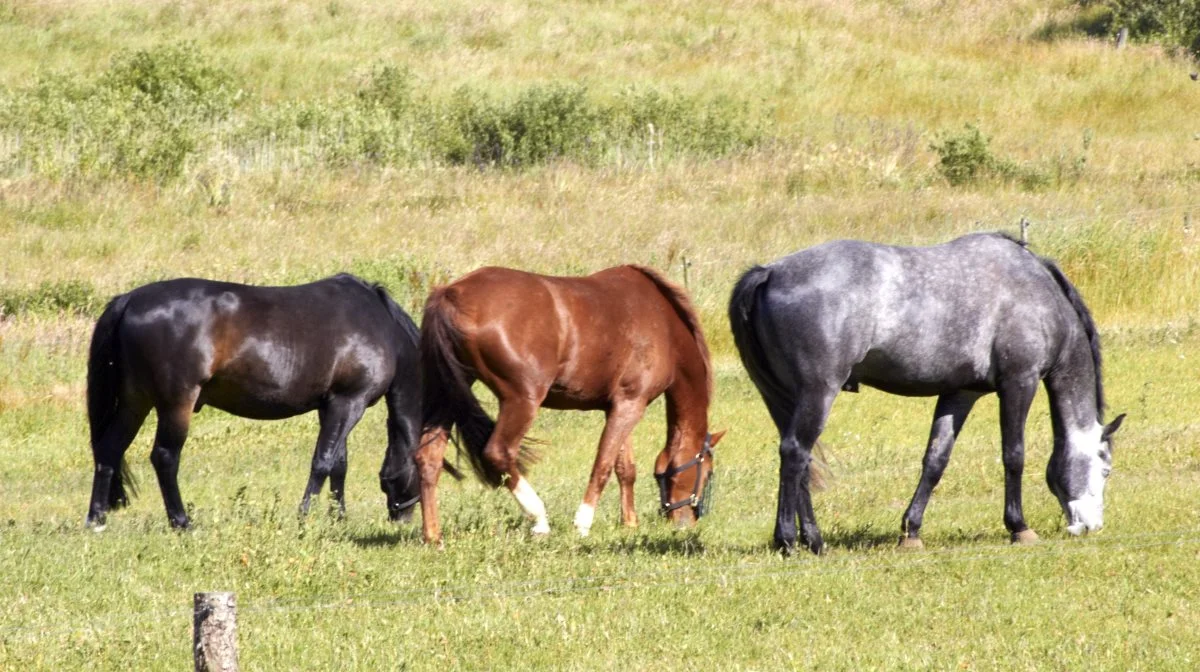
[601, 530, 707, 556]
[348, 524, 425, 548]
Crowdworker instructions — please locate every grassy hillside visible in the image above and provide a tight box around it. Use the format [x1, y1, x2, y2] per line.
[1, 0, 1199, 669]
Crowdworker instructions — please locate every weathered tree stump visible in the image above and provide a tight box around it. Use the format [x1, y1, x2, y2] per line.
[194, 592, 239, 672]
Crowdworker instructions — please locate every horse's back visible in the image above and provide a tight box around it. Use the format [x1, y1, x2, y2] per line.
[762, 234, 1074, 395]
[435, 265, 695, 407]
[116, 276, 403, 417]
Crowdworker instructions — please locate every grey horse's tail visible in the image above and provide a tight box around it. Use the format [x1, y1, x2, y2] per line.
[729, 265, 827, 489]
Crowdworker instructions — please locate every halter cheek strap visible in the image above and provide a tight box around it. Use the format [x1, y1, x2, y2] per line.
[654, 435, 714, 515]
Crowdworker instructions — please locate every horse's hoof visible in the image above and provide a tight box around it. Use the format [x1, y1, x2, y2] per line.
[1011, 529, 1039, 545]
[897, 535, 924, 550]
[531, 521, 551, 536]
[89, 523, 107, 533]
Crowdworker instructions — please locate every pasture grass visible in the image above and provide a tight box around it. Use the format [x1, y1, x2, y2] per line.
[2, 0, 1200, 669]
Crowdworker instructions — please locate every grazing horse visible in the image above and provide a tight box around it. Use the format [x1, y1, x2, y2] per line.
[85, 274, 425, 530]
[414, 265, 723, 544]
[729, 233, 1125, 555]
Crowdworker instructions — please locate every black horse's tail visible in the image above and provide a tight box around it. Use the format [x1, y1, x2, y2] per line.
[420, 288, 535, 488]
[728, 265, 827, 489]
[87, 292, 138, 509]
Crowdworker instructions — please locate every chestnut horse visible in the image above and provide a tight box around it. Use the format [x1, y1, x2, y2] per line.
[415, 265, 723, 544]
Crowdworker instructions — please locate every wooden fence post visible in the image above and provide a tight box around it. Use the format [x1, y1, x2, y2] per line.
[194, 592, 239, 672]
[1115, 27, 1128, 50]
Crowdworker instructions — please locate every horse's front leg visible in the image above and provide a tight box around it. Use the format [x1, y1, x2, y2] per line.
[998, 378, 1038, 544]
[150, 401, 195, 530]
[614, 437, 638, 528]
[900, 391, 981, 549]
[575, 403, 645, 537]
[415, 427, 449, 546]
[300, 397, 366, 519]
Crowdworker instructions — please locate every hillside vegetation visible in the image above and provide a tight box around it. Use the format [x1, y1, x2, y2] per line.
[1, 1, 1198, 669]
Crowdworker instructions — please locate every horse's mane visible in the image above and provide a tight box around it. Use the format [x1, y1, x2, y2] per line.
[626, 265, 713, 400]
[334, 273, 420, 347]
[989, 235, 1106, 419]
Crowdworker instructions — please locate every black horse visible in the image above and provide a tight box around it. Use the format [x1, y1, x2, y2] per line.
[85, 273, 425, 530]
[730, 233, 1125, 554]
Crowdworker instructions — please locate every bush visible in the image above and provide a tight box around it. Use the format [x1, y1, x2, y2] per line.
[0, 43, 238, 182]
[930, 123, 1006, 186]
[0, 280, 101, 317]
[0, 50, 766, 181]
[1084, 0, 1200, 54]
[930, 123, 1089, 191]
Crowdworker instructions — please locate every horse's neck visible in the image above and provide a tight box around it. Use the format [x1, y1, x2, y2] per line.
[664, 362, 710, 453]
[1045, 335, 1102, 438]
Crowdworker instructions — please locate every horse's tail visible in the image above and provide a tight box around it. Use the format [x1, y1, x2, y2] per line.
[1038, 257, 1105, 417]
[420, 288, 534, 488]
[86, 292, 138, 509]
[729, 265, 828, 489]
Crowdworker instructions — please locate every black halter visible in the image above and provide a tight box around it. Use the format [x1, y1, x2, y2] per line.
[654, 434, 715, 517]
[390, 494, 421, 513]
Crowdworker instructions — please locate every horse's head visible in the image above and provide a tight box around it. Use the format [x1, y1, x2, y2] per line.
[379, 450, 421, 523]
[1046, 414, 1125, 535]
[655, 430, 724, 526]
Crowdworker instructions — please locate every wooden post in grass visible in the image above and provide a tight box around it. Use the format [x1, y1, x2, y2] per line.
[194, 592, 239, 672]
[1115, 27, 1128, 50]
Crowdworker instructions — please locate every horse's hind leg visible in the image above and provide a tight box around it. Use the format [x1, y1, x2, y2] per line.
[86, 400, 150, 529]
[485, 398, 547, 534]
[614, 437, 638, 528]
[776, 385, 837, 556]
[300, 396, 368, 519]
[575, 403, 645, 536]
[900, 391, 982, 549]
[149, 401, 196, 529]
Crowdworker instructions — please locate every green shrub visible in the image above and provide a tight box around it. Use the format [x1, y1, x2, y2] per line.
[0, 43, 237, 182]
[435, 84, 600, 167]
[1084, 0, 1200, 54]
[0, 280, 101, 317]
[930, 123, 1004, 186]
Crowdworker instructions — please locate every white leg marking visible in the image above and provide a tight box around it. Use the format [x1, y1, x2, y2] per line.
[511, 477, 550, 535]
[574, 503, 595, 537]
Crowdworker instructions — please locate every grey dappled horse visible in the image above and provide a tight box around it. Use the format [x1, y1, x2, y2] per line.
[729, 233, 1125, 554]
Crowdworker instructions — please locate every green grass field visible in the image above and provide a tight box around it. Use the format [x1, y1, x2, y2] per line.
[2, 0, 1199, 669]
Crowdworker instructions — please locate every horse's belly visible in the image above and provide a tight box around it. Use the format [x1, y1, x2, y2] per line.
[851, 351, 993, 397]
[198, 379, 320, 420]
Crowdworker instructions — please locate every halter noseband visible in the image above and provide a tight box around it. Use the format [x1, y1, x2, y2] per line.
[654, 434, 714, 516]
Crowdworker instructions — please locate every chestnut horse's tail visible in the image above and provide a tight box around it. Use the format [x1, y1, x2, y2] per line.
[87, 292, 139, 509]
[729, 265, 827, 489]
[420, 288, 535, 488]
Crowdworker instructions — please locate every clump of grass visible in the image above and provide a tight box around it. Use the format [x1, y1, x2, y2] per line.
[0, 43, 239, 182]
[0, 279, 101, 318]
[1, 48, 765, 182]
[930, 123, 1091, 190]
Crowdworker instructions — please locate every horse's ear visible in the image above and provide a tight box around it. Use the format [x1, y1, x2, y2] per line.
[1102, 414, 1126, 442]
[709, 429, 727, 448]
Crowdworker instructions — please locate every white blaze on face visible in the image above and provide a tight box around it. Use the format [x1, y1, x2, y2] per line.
[1062, 423, 1110, 535]
[573, 503, 595, 537]
[511, 477, 550, 535]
